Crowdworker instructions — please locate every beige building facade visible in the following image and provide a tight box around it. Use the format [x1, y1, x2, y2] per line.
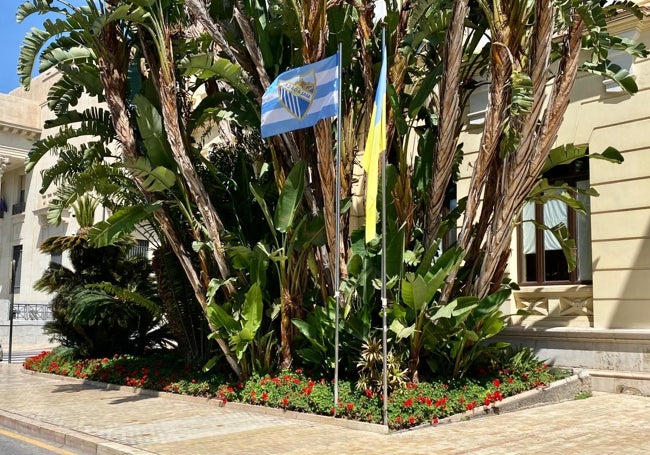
[0, 70, 82, 346]
[463, 4, 650, 392]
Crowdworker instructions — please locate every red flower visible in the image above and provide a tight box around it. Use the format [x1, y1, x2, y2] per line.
[330, 407, 335, 415]
[408, 416, 416, 424]
[403, 398, 413, 407]
[432, 417, 439, 425]
[346, 403, 354, 411]
[295, 368, 303, 374]
[282, 397, 289, 406]
[262, 392, 268, 402]
[365, 388, 373, 399]
[492, 378, 501, 387]
[507, 376, 514, 383]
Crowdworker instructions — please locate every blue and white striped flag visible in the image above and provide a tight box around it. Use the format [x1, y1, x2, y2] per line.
[261, 54, 339, 138]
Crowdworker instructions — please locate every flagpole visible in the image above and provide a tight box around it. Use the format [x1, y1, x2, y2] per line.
[380, 24, 389, 428]
[333, 41, 343, 413]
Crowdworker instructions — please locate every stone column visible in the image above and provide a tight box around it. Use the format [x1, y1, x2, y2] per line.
[0, 156, 8, 213]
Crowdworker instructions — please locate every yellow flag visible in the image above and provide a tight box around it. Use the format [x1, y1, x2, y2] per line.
[362, 35, 387, 243]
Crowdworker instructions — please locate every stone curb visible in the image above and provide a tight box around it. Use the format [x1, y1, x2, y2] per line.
[22, 368, 390, 434]
[403, 369, 592, 431]
[18, 367, 590, 438]
[0, 408, 156, 455]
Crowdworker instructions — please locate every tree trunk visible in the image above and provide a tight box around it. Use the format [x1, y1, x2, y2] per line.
[96, 21, 243, 379]
[424, 0, 469, 247]
[280, 287, 294, 369]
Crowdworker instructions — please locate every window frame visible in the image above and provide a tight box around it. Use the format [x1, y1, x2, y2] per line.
[518, 157, 592, 286]
[12, 245, 22, 294]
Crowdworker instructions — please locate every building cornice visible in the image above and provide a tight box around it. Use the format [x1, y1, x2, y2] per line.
[0, 123, 41, 141]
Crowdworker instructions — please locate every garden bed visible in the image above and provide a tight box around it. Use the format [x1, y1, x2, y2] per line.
[23, 350, 583, 431]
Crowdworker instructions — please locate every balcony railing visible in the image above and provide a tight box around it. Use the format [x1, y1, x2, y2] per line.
[9, 303, 53, 321]
[12, 201, 26, 215]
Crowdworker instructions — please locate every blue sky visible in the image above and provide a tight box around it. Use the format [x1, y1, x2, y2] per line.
[0, 0, 83, 94]
[1, 0, 39, 93]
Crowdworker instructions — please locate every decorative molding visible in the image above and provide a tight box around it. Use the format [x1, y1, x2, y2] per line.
[511, 286, 594, 327]
[0, 123, 41, 140]
[515, 296, 549, 316]
[559, 296, 593, 317]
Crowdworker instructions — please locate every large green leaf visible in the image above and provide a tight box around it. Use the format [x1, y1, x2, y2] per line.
[133, 95, 176, 170]
[389, 319, 416, 340]
[402, 274, 437, 312]
[292, 319, 326, 352]
[126, 157, 176, 193]
[242, 283, 263, 336]
[274, 160, 306, 233]
[542, 144, 623, 174]
[207, 302, 239, 334]
[249, 182, 278, 244]
[39, 46, 95, 73]
[180, 54, 250, 95]
[88, 203, 162, 247]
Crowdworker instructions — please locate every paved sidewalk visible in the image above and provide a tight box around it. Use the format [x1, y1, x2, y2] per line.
[1, 363, 649, 455]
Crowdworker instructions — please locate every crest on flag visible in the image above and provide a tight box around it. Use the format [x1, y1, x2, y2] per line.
[278, 71, 316, 120]
[261, 54, 339, 138]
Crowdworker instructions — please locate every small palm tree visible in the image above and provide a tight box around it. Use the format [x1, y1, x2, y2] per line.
[37, 195, 169, 358]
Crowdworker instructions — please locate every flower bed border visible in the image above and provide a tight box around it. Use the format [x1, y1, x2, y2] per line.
[21, 367, 591, 434]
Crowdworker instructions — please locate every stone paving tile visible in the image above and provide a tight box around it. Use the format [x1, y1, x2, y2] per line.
[2, 363, 650, 455]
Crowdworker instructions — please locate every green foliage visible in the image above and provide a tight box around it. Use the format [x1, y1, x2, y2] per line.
[426, 283, 517, 378]
[291, 297, 370, 378]
[356, 336, 408, 393]
[35, 232, 169, 358]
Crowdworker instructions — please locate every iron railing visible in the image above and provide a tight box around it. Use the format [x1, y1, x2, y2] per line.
[9, 303, 53, 321]
[12, 201, 26, 215]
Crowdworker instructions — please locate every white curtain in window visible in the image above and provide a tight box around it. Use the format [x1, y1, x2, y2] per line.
[522, 202, 536, 254]
[543, 199, 567, 251]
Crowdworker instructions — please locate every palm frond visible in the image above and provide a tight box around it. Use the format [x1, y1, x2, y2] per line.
[86, 282, 162, 317]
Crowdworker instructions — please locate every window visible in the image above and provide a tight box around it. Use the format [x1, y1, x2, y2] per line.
[129, 239, 150, 258]
[12, 245, 22, 294]
[50, 251, 62, 265]
[12, 175, 26, 215]
[519, 158, 592, 285]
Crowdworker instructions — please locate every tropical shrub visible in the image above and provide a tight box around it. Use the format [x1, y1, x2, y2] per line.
[35, 197, 169, 358]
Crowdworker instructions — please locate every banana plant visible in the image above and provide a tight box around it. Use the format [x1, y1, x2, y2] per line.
[426, 283, 517, 378]
[389, 242, 464, 382]
[248, 160, 325, 369]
